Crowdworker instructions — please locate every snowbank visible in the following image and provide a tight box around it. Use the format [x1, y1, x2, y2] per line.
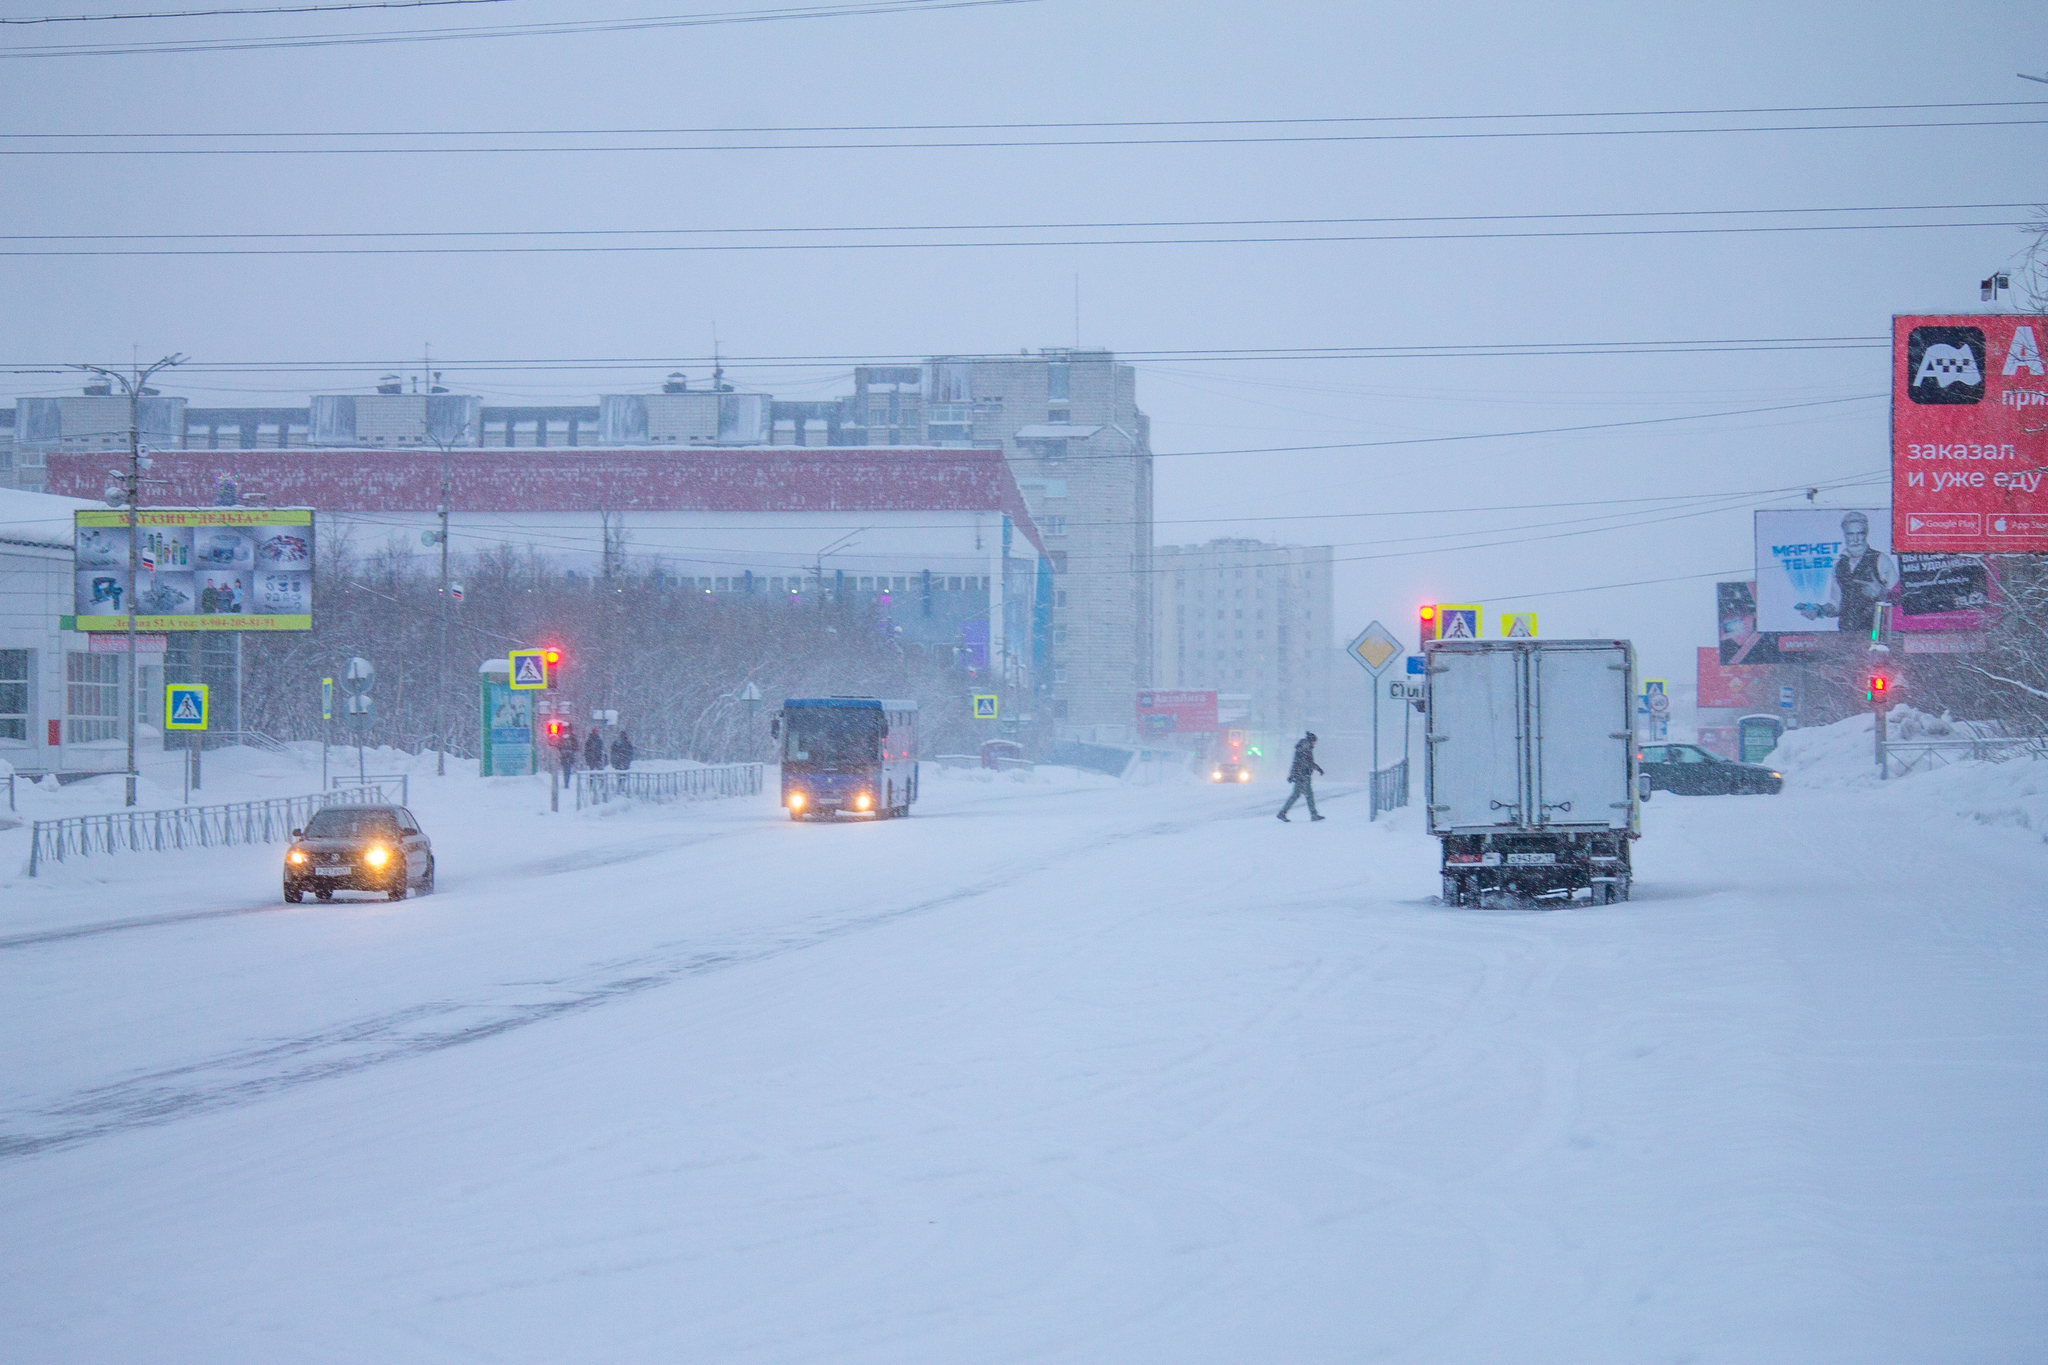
[1771, 710, 2048, 841]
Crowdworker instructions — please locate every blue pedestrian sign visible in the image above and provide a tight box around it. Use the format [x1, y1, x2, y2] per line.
[165, 683, 209, 730]
[971, 694, 999, 720]
[508, 649, 549, 690]
[1406, 655, 1426, 675]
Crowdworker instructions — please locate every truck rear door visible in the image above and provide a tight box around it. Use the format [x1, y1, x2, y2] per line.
[1428, 647, 1527, 830]
[1532, 644, 1633, 829]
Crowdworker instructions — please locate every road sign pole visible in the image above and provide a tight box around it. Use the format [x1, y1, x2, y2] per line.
[1371, 674, 1381, 821]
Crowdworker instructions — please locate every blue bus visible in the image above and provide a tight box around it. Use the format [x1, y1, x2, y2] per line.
[772, 697, 920, 820]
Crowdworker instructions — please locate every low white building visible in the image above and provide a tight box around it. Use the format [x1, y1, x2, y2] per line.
[0, 488, 155, 778]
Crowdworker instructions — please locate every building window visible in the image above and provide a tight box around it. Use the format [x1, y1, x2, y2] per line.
[0, 649, 29, 741]
[1038, 439, 1067, 462]
[1055, 589, 1068, 607]
[1044, 516, 1067, 536]
[1053, 666, 1067, 683]
[65, 652, 120, 743]
[1047, 362, 1070, 402]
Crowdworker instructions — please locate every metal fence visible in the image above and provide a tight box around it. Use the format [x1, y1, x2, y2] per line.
[573, 763, 764, 810]
[28, 780, 406, 877]
[1369, 757, 1410, 820]
[330, 774, 411, 807]
[1880, 734, 2048, 779]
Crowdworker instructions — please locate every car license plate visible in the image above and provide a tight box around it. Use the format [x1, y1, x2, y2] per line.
[1506, 852, 1557, 866]
[319, 859, 348, 871]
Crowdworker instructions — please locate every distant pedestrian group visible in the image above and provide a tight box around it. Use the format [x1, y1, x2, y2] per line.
[1277, 732, 1324, 822]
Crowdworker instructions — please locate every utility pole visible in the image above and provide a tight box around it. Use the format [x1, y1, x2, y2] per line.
[76, 354, 184, 808]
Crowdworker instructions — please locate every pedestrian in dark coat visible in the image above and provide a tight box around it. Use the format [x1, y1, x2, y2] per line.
[611, 732, 634, 770]
[1277, 731, 1325, 821]
[558, 723, 578, 773]
[584, 728, 606, 771]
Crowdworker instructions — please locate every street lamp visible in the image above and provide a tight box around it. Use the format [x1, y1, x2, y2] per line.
[76, 354, 185, 808]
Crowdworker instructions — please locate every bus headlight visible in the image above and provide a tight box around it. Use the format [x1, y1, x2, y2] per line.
[788, 792, 806, 810]
[855, 793, 871, 810]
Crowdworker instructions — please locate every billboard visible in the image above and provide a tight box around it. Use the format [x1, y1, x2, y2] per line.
[1896, 552, 1996, 632]
[74, 508, 314, 631]
[1696, 646, 1775, 711]
[1753, 508, 1893, 637]
[1892, 314, 2048, 553]
[1716, 580, 1785, 665]
[1136, 689, 1219, 735]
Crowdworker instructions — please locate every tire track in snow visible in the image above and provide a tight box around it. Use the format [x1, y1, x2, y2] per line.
[0, 791, 1305, 1161]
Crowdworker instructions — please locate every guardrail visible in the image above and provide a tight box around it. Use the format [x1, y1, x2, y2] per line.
[573, 763, 764, 810]
[1369, 757, 1410, 820]
[1881, 734, 2048, 779]
[27, 780, 406, 877]
[330, 774, 410, 807]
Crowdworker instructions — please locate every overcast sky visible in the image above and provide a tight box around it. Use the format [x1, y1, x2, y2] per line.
[3, 0, 2043, 682]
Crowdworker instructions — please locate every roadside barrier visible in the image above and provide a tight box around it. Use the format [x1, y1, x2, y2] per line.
[1370, 757, 1410, 819]
[573, 763, 764, 810]
[27, 781, 406, 877]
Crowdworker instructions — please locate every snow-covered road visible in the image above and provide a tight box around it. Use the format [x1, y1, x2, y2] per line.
[1, 749, 2042, 1362]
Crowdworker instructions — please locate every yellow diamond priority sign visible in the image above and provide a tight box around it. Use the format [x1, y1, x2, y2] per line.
[1346, 621, 1403, 676]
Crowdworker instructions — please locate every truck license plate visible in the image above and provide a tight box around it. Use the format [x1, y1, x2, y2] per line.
[1505, 852, 1557, 866]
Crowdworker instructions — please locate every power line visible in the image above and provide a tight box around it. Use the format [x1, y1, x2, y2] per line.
[11, 98, 2043, 132]
[3, 336, 1895, 373]
[4, 118, 2041, 144]
[0, 0, 524, 23]
[0, 216, 2028, 257]
[4, 201, 2023, 239]
[0, 0, 1042, 57]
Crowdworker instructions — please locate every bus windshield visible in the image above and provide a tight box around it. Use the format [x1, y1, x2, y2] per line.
[783, 708, 884, 767]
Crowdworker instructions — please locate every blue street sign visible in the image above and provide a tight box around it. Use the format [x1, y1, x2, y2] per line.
[165, 683, 209, 730]
[1406, 655, 1426, 675]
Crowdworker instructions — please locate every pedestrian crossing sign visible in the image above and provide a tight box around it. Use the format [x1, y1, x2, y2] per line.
[508, 649, 549, 690]
[165, 683, 209, 730]
[972, 694, 999, 720]
[1437, 605, 1482, 640]
[1500, 612, 1538, 638]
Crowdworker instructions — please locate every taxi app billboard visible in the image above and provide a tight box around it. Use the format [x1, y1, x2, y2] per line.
[74, 507, 314, 631]
[1892, 313, 2048, 553]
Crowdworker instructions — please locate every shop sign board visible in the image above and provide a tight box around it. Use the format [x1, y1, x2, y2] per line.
[1892, 314, 2048, 554]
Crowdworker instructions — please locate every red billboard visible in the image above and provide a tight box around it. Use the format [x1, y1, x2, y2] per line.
[1696, 647, 1775, 711]
[1136, 689, 1219, 735]
[1892, 313, 2048, 554]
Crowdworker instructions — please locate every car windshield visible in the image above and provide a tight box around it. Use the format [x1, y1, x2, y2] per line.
[304, 808, 400, 839]
[783, 709, 884, 766]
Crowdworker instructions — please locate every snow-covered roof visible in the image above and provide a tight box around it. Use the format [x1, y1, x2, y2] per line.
[0, 487, 95, 550]
[42, 448, 1049, 556]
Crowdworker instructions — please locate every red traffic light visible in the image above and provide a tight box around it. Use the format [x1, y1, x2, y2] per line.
[1870, 675, 1886, 692]
[543, 648, 560, 666]
[1419, 603, 1438, 643]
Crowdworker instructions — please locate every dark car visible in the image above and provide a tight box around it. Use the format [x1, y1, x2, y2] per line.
[1637, 744, 1783, 796]
[284, 804, 435, 903]
[1210, 761, 1253, 784]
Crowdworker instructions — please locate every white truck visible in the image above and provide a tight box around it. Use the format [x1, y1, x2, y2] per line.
[1424, 638, 1645, 906]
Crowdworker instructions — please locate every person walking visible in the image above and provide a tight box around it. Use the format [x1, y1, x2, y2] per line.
[610, 731, 634, 770]
[584, 727, 606, 771]
[1277, 731, 1324, 822]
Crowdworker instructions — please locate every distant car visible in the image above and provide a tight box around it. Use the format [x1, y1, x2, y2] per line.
[284, 804, 435, 902]
[1637, 744, 1783, 796]
[1210, 761, 1253, 784]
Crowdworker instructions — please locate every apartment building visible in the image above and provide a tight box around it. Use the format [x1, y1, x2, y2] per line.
[1152, 538, 1334, 737]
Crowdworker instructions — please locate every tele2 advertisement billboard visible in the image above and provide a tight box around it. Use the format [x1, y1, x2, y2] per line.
[74, 508, 314, 631]
[1753, 508, 1893, 636]
[1892, 313, 2048, 553]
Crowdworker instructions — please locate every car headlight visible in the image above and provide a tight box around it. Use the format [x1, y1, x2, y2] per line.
[788, 792, 806, 809]
[1238, 771, 1250, 782]
[287, 849, 306, 865]
[1768, 771, 1781, 780]
[1213, 770, 1223, 780]
[364, 844, 390, 868]
[855, 793, 871, 810]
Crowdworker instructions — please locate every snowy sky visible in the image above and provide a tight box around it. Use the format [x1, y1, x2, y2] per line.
[2, 0, 2043, 681]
